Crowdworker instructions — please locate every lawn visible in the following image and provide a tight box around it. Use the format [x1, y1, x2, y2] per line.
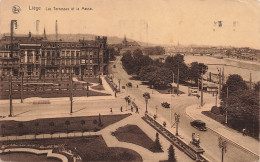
[91, 84, 105, 91]
[0, 77, 109, 99]
[0, 136, 142, 162]
[114, 124, 163, 153]
[0, 114, 131, 136]
[202, 111, 225, 124]
[156, 87, 184, 95]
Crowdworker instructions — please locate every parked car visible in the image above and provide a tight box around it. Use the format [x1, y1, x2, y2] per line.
[161, 102, 170, 108]
[126, 82, 132, 87]
[190, 120, 207, 131]
[189, 87, 198, 96]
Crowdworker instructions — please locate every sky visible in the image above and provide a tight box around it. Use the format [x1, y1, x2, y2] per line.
[0, 0, 259, 48]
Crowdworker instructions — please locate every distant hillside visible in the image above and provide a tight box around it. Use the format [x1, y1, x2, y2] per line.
[0, 33, 154, 46]
[47, 34, 154, 46]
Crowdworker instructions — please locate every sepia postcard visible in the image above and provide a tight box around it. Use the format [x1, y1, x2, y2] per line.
[0, 0, 259, 162]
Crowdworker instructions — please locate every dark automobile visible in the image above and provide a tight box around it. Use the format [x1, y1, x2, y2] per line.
[126, 82, 132, 87]
[190, 120, 207, 131]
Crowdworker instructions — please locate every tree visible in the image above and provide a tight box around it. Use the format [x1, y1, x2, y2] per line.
[143, 92, 151, 113]
[34, 122, 39, 139]
[164, 54, 189, 82]
[121, 51, 136, 74]
[143, 46, 165, 55]
[139, 66, 172, 89]
[49, 122, 54, 138]
[189, 62, 208, 85]
[221, 74, 248, 100]
[18, 123, 24, 136]
[226, 49, 231, 58]
[168, 145, 177, 162]
[139, 65, 158, 82]
[154, 132, 162, 151]
[98, 113, 103, 127]
[226, 89, 259, 137]
[65, 120, 70, 136]
[81, 120, 85, 136]
[1, 124, 5, 137]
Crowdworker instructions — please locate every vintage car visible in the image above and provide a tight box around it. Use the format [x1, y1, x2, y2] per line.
[190, 120, 207, 131]
[126, 82, 132, 87]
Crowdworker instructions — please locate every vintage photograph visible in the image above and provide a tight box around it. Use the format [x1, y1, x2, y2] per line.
[0, 0, 259, 161]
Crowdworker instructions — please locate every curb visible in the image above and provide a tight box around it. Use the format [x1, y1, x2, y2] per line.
[185, 105, 259, 158]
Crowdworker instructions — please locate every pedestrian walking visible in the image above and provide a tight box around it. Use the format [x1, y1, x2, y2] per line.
[110, 108, 112, 113]
[242, 128, 246, 136]
[131, 106, 133, 112]
[136, 107, 139, 113]
[120, 106, 122, 112]
[137, 85, 138, 88]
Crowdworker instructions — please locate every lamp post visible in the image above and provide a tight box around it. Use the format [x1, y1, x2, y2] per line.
[177, 64, 179, 96]
[225, 87, 228, 124]
[217, 68, 222, 99]
[218, 137, 227, 162]
[118, 79, 121, 92]
[70, 67, 73, 114]
[174, 113, 180, 136]
[20, 71, 24, 103]
[143, 92, 150, 113]
[9, 20, 17, 117]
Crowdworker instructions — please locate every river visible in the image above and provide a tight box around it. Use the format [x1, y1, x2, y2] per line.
[184, 56, 260, 83]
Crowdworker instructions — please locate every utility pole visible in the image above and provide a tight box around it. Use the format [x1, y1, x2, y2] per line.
[249, 72, 252, 89]
[177, 64, 179, 96]
[218, 137, 227, 162]
[70, 67, 73, 114]
[118, 79, 121, 92]
[222, 66, 225, 85]
[218, 68, 222, 99]
[225, 87, 228, 124]
[9, 76, 14, 117]
[20, 71, 24, 103]
[9, 20, 17, 117]
[200, 72, 204, 107]
[175, 113, 180, 136]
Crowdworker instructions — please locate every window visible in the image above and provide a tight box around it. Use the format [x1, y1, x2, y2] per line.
[42, 51, 45, 57]
[47, 51, 50, 57]
[52, 51, 55, 57]
[76, 51, 79, 57]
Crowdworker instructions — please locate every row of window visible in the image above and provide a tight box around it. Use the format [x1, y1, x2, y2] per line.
[0, 52, 18, 58]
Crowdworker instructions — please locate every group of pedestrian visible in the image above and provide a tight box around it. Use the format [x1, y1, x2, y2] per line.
[109, 106, 139, 113]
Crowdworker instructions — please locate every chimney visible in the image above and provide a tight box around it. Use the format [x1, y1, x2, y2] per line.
[55, 20, 58, 41]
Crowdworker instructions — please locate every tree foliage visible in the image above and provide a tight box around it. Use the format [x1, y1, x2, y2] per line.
[143, 46, 165, 55]
[164, 54, 189, 82]
[221, 74, 259, 138]
[168, 145, 177, 162]
[154, 132, 162, 151]
[189, 62, 208, 84]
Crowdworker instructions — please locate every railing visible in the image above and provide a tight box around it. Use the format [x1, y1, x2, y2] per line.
[142, 114, 208, 162]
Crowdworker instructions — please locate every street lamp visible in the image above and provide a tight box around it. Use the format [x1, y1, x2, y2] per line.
[174, 113, 180, 136]
[225, 87, 228, 124]
[143, 92, 150, 113]
[118, 79, 121, 92]
[218, 137, 227, 162]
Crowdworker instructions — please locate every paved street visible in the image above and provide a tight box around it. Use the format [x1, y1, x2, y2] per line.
[0, 56, 259, 162]
[110, 56, 259, 162]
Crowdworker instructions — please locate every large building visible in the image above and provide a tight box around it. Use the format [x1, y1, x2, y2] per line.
[0, 31, 109, 79]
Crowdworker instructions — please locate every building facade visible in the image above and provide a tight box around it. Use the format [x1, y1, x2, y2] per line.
[0, 32, 109, 79]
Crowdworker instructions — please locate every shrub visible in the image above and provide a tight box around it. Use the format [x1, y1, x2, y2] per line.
[168, 145, 177, 162]
[211, 106, 221, 115]
[93, 119, 97, 124]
